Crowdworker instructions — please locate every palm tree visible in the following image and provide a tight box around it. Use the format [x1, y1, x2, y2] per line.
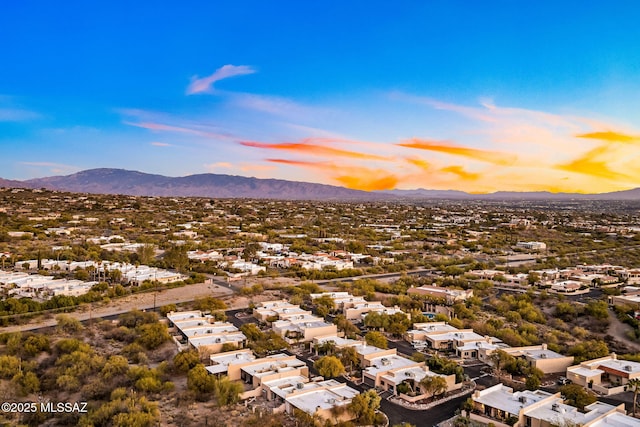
[628, 378, 640, 417]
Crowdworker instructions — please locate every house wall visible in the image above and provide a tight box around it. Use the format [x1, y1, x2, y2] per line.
[530, 356, 574, 374]
[303, 324, 338, 342]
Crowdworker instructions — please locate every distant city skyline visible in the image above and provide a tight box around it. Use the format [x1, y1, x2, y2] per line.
[1, 2, 640, 193]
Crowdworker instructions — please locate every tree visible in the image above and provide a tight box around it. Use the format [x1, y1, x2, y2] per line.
[163, 245, 188, 272]
[489, 350, 515, 376]
[338, 346, 360, 373]
[567, 340, 609, 363]
[56, 314, 84, 334]
[628, 378, 640, 417]
[365, 331, 388, 349]
[364, 312, 385, 330]
[240, 323, 264, 341]
[195, 296, 227, 312]
[386, 312, 412, 337]
[559, 384, 597, 410]
[314, 355, 345, 379]
[419, 375, 448, 398]
[136, 323, 170, 349]
[187, 364, 216, 396]
[348, 389, 381, 425]
[160, 304, 177, 317]
[314, 295, 335, 318]
[137, 243, 156, 265]
[173, 350, 200, 373]
[214, 376, 243, 406]
[334, 314, 359, 338]
[101, 355, 129, 380]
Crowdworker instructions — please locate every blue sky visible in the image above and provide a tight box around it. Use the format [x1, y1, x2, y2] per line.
[2, 1, 640, 192]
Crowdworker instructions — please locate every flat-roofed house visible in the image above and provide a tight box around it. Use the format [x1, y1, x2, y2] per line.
[408, 285, 473, 304]
[272, 316, 337, 344]
[469, 383, 636, 427]
[566, 354, 640, 395]
[480, 344, 574, 374]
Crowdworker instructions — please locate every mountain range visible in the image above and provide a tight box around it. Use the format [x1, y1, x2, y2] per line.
[2, 168, 639, 201]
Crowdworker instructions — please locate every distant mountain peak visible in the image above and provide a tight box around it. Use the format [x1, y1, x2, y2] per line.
[0, 168, 638, 201]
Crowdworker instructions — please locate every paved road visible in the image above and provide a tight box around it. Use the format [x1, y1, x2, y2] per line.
[1, 281, 233, 332]
[227, 308, 258, 329]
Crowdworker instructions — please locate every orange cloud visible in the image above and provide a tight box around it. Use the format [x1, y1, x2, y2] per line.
[240, 140, 390, 161]
[440, 166, 480, 181]
[406, 158, 430, 170]
[266, 159, 398, 191]
[556, 145, 629, 181]
[334, 174, 398, 191]
[397, 138, 517, 165]
[576, 131, 638, 143]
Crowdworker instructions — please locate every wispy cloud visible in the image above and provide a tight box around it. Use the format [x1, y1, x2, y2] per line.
[405, 158, 430, 170]
[440, 165, 480, 181]
[240, 140, 391, 161]
[204, 162, 233, 170]
[150, 141, 171, 147]
[186, 64, 256, 95]
[266, 158, 398, 191]
[576, 131, 639, 143]
[19, 162, 80, 175]
[556, 145, 631, 181]
[0, 108, 41, 122]
[397, 138, 517, 165]
[125, 121, 233, 140]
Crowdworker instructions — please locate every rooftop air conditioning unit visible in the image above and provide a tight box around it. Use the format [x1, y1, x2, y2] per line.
[625, 365, 633, 371]
[540, 353, 547, 359]
[296, 382, 304, 389]
[519, 396, 527, 403]
[552, 403, 560, 412]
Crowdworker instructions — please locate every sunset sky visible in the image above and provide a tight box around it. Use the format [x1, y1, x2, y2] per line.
[1, 1, 640, 193]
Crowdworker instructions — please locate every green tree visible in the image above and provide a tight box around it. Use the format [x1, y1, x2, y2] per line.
[338, 346, 360, 373]
[348, 389, 381, 425]
[567, 340, 609, 363]
[136, 322, 170, 349]
[56, 314, 84, 334]
[559, 384, 597, 410]
[489, 349, 515, 376]
[214, 376, 244, 406]
[160, 304, 177, 317]
[173, 350, 201, 373]
[187, 364, 216, 396]
[334, 314, 359, 338]
[137, 243, 156, 265]
[314, 355, 345, 379]
[419, 375, 448, 398]
[314, 295, 335, 317]
[240, 323, 264, 341]
[163, 245, 189, 272]
[0, 355, 21, 378]
[365, 331, 388, 349]
[101, 355, 129, 380]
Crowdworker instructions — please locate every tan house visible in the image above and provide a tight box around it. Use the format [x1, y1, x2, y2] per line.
[272, 315, 337, 344]
[480, 344, 574, 374]
[566, 354, 640, 395]
[469, 383, 634, 427]
[408, 285, 473, 304]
